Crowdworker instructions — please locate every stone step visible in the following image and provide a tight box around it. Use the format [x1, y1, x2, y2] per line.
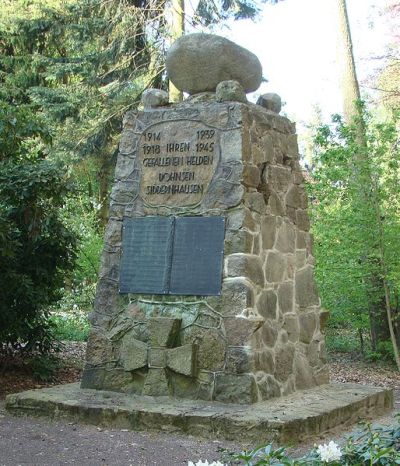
[5, 382, 392, 444]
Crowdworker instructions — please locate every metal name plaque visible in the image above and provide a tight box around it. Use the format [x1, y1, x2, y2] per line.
[119, 216, 225, 296]
[138, 121, 221, 207]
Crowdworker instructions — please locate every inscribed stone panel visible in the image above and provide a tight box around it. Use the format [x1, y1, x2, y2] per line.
[138, 120, 220, 206]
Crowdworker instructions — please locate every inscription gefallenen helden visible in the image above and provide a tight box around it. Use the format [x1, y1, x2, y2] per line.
[138, 120, 220, 206]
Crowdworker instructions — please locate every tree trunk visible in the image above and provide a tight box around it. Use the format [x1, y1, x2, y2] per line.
[336, 0, 362, 122]
[336, 0, 393, 352]
[169, 0, 184, 102]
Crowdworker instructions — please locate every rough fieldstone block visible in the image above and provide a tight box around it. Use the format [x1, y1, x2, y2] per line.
[224, 317, 264, 346]
[196, 370, 215, 401]
[215, 374, 258, 404]
[120, 337, 148, 372]
[226, 207, 257, 232]
[166, 33, 262, 94]
[119, 129, 136, 155]
[256, 289, 277, 320]
[143, 368, 169, 396]
[266, 166, 291, 193]
[288, 134, 299, 158]
[278, 281, 294, 314]
[295, 250, 307, 269]
[257, 93, 282, 114]
[299, 312, 317, 344]
[296, 231, 307, 249]
[226, 254, 265, 287]
[183, 327, 225, 371]
[294, 353, 315, 390]
[226, 347, 252, 373]
[253, 348, 275, 374]
[268, 192, 285, 216]
[244, 192, 266, 214]
[307, 340, 320, 367]
[285, 205, 295, 224]
[98, 251, 120, 281]
[260, 321, 279, 348]
[283, 314, 300, 343]
[141, 88, 169, 108]
[279, 329, 289, 345]
[148, 318, 181, 347]
[207, 278, 255, 317]
[295, 265, 319, 308]
[314, 366, 330, 385]
[148, 348, 166, 368]
[102, 368, 135, 392]
[243, 164, 261, 188]
[167, 344, 198, 376]
[261, 215, 276, 249]
[261, 134, 274, 162]
[285, 185, 307, 209]
[225, 228, 253, 255]
[256, 373, 281, 400]
[319, 341, 328, 363]
[85, 330, 113, 366]
[275, 221, 295, 253]
[265, 252, 285, 283]
[275, 344, 295, 383]
[296, 209, 310, 231]
[252, 234, 261, 255]
[251, 144, 264, 165]
[221, 125, 243, 156]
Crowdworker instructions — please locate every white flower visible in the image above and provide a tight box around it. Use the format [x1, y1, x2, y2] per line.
[188, 461, 225, 466]
[317, 441, 342, 463]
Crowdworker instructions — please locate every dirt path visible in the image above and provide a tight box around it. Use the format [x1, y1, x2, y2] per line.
[0, 350, 399, 466]
[0, 399, 239, 466]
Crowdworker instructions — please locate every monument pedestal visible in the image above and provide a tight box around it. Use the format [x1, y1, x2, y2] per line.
[6, 98, 394, 440]
[6, 71, 394, 439]
[6, 383, 393, 443]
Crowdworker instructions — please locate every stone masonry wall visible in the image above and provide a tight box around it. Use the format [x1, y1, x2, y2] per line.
[81, 100, 329, 404]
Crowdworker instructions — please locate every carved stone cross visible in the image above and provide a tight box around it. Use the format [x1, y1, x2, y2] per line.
[119, 317, 197, 396]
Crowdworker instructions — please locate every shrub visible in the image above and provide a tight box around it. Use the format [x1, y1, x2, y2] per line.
[0, 159, 78, 354]
[216, 417, 400, 465]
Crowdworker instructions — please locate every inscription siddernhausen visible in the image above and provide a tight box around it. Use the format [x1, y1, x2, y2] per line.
[139, 121, 220, 206]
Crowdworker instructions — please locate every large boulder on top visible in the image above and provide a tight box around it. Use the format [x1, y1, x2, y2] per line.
[166, 33, 262, 95]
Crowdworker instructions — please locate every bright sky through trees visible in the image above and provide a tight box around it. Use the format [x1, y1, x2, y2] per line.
[214, 0, 390, 124]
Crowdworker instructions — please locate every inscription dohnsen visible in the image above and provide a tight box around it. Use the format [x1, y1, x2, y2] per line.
[138, 120, 220, 206]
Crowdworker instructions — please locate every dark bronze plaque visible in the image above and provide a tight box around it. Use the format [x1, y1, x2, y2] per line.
[119, 217, 174, 294]
[119, 216, 225, 295]
[170, 217, 225, 296]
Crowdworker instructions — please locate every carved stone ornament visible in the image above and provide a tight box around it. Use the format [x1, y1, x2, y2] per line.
[119, 317, 198, 396]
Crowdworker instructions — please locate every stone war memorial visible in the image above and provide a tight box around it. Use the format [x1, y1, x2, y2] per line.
[6, 33, 392, 443]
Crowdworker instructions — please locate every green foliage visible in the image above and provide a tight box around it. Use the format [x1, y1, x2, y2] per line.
[325, 328, 361, 354]
[342, 419, 400, 465]
[49, 281, 95, 342]
[50, 309, 91, 342]
[0, 160, 78, 353]
[27, 354, 62, 382]
[308, 107, 400, 356]
[220, 443, 301, 465]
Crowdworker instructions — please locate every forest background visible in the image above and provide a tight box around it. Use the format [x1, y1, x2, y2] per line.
[0, 0, 399, 376]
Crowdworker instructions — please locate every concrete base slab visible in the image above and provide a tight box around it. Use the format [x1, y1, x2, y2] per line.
[6, 383, 393, 444]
